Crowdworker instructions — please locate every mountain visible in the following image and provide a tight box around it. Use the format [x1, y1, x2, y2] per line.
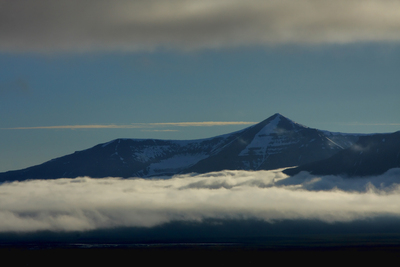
[183, 113, 358, 174]
[0, 113, 366, 182]
[284, 131, 400, 177]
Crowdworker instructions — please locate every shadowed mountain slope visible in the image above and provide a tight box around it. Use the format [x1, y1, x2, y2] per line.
[184, 114, 358, 174]
[0, 113, 364, 182]
[284, 131, 400, 177]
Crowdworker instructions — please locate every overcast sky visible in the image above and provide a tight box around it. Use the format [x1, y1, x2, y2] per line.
[1, 0, 400, 172]
[2, 0, 400, 52]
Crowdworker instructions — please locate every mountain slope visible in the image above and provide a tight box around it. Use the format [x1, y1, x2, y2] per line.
[0, 113, 362, 182]
[284, 131, 400, 177]
[184, 113, 358, 173]
[0, 132, 243, 181]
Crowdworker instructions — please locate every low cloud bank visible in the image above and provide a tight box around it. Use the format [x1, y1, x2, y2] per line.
[1, 168, 400, 232]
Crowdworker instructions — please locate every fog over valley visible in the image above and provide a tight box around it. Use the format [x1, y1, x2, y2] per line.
[1, 168, 400, 233]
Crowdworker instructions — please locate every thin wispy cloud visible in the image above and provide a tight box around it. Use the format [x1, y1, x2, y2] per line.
[141, 129, 179, 132]
[2, 121, 256, 130]
[1, 0, 400, 53]
[3, 125, 138, 130]
[148, 122, 257, 127]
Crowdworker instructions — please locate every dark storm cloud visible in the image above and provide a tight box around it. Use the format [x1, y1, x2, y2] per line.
[1, 168, 400, 232]
[1, 0, 400, 53]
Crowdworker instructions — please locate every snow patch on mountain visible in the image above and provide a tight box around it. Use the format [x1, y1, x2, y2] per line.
[239, 115, 298, 157]
[147, 153, 209, 176]
[132, 145, 173, 163]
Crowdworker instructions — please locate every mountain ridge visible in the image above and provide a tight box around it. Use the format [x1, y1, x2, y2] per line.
[0, 113, 396, 182]
[284, 130, 400, 177]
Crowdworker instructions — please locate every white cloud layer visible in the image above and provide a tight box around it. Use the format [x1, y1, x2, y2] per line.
[1, 0, 400, 53]
[1, 168, 400, 232]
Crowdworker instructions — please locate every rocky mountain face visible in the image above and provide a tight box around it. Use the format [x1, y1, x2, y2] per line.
[0, 113, 392, 182]
[183, 113, 358, 174]
[0, 131, 242, 181]
[284, 131, 400, 177]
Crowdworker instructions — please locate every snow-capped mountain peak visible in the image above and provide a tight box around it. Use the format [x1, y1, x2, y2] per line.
[0, 113, 375, 181]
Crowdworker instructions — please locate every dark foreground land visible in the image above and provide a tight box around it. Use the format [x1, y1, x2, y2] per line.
[3, 233, 400, 266]
[3, 218, 400, 265]
[2, 242, 400, 266]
